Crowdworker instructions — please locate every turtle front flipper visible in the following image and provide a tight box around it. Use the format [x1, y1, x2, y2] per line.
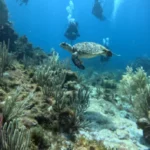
[72, 52, 85, 70]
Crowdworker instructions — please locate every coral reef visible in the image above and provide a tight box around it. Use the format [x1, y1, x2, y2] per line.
[14, 36, 33, 59]
[34, 51, 65, 89]
[3, 87, 33, 122]
[73, 136, 107, 150]
[0, 50, 149, 149]
[0, 119, 30, 150]
[0, 23, 18, 50]
[137, 118, 150, 144]
[0, 41, 14, 78]
[30, 126, 50, 149]
[14, 36, 48, 64]
[118, 66, 150, 119]
[0, 43, 149, 149]
[0, 2, 150, 148]
[0, 41, 9, 77]
[34, 53, 90, 136]
[0, 26, 46, 67]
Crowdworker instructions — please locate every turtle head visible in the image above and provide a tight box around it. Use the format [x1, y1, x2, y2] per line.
[102, 48, 113, 57]
[102, 47, 121, 57]
[60, 42, 73, 53]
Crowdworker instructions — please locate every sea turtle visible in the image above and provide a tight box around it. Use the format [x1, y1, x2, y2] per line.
[60, 42, 119, 70]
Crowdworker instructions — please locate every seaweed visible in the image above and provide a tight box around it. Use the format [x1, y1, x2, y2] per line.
[3, 87, 33, 122]
[118, 66, 150, 119]
[34, 52, 89, 136]
[0, 119, 30, 150]
[0, 41, 13, 78]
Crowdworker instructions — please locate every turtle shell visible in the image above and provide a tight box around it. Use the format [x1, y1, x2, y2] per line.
[73, 42, 106, 58]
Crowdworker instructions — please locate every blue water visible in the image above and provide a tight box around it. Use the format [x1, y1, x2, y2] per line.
[5, 0, 150, 70]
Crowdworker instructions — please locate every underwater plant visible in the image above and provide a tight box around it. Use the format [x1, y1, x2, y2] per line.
[55, 86, 90, 127]
[0, 119, 30, 150]
[118, 66, 150, 119]
[34, 50, 90, 135]
[30, 126, 50, 149]
[0, 41, 12, 77]
[3, 87, 33, 122]
[43, 85, 90, 139]
[43, 74, 89, 134]
[73, 136, 107, 150]
[34, 50, 65, 88]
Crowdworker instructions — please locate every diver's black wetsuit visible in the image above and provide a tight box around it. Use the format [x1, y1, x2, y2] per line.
[92, 0, 105, 20]
[64, 21, 80, 41]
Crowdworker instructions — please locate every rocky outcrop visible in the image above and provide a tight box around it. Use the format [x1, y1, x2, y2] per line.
[79, 86, 150, 150]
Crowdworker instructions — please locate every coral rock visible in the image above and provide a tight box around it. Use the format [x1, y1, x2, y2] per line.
[22, 117, 38, 128]
[64, 70, 78, 82]
[75, 147, 88, 150]
[136, 118, 149, 130]
[143, 124, 150, 144]
[116, 129, 129, 139]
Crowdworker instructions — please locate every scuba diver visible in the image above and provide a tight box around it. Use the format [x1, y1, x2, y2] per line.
[92, 0, 105, 20]
[103, 37, 109, 48]
[64, 20, 80, 43]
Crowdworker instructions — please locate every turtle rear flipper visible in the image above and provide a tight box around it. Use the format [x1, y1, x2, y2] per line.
[72, 53, 85, 70]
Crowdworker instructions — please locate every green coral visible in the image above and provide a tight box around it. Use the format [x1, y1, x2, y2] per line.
[34, 51, 89, 134]
[0, 41, 9, 77]
[118, 66, 150, 119]
[73, 136, 107, 150]
[0, 119, 30, 150]
[30, 126, 50, 149]
[3, 87, 33, 122]
[34, 50, 64, 88]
